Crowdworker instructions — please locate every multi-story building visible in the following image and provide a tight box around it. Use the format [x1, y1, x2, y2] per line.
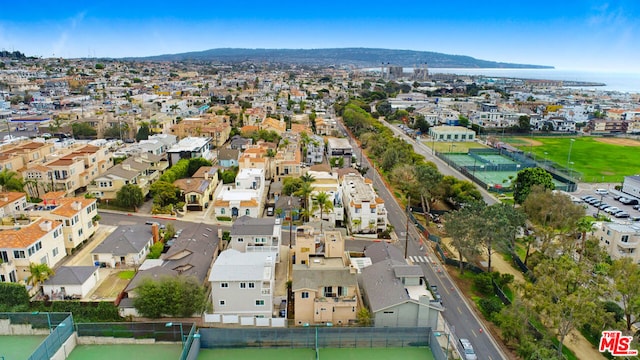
[273, 134, 302, 182]
[213, 168, 266, 219]
[0, 219, 65, 284]
[228, 215, 282, 259]
[304, 135, 324, 165]
[170, 116, 231, 147]
[0, 192, 28, 218]
[594, 222, 640, 262]
[342, 173, 388, 233]
[306, 170, 344, 226]
[166, 136, 214, 166]
[292, 231, 359, 326]
[326, 137, 353, 168]
[208, 249, 277, 318]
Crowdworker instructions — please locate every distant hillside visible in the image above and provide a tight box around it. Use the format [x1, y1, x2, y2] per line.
[125, 48, 553, 69]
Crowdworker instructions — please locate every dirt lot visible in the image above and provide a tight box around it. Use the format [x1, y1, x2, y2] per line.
[594, 137, 640, 146]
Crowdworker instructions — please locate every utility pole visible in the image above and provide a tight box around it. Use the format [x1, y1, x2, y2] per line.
[405, 195, 410, 259]
[288, 196, 293, 249]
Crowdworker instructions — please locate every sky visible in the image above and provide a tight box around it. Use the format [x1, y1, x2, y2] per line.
[0, 0, 639, 72]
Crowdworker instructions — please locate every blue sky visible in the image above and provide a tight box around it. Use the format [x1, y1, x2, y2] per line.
[0, 0, 638, 72]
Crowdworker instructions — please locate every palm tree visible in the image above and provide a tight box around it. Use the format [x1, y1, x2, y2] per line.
[576, 217, 594, 263]
[313, 192, 334, 234]
[0, 168, 25, 192]
[27, 262, 55, 293]
[295, 182, 314, 221]
[299, 173, 315, 184]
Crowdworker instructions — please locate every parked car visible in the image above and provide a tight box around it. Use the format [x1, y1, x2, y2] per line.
[595, 189, 609, 195]
[459, 338, 477, 360]
[613, 194, 623, 200]
[605, 207, 621, 214]
[620, 198, 639, 205]
[591, 201, 602, 207]
[581, 195, 595, 201]
[634, 205, 640, 210]
[599, 203, 611, 210]
[615, 212, 630, 218]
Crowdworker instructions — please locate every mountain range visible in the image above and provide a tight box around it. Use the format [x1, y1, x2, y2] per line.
[125, 48, 553, 69]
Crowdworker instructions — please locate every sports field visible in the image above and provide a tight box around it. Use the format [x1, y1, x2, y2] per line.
[67, 344, 182, 360]
[506, 136, 640, 183]
[197, 347, 434, 360]
[0, 335, 47, 360]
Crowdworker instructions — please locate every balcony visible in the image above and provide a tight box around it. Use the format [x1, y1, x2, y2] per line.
[616, 238, 639, 249]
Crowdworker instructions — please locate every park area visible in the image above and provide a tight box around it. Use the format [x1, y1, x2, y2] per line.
[505, 136, 640, 183]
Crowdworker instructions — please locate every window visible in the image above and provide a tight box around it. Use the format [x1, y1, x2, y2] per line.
[245, 209, 250, 215]
[248, 282, 255, 289]
[219, 300, 226, 306]
[240, 282, 246, 289]
[301, 292, 309, 299]
[371, 208, 375, 213]
[13, 250, 25, 259]
[238, 238, 244, 242]
[338, 286, 347, 297]
[220, 282, 229, 288]
[53, 248, 59, 257]
[220, 208, 225, 215]
[622, 235, 630, 243]
[255, 300, 265, 306]
[324, 286, 334, 297]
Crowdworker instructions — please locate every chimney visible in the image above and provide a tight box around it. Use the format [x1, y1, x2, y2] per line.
[39, 220, 53, 232]
[71, 201, 82, 211]
[151, 223, 160, 243]
[0, 195, 8, 202]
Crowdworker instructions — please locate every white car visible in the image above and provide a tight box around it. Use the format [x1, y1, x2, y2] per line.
[459, 338, 477, 360]
[595, 189, 609, 195]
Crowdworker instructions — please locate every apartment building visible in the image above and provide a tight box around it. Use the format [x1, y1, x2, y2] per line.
[166, 137, 214, 166]
[228, 215, 282, 259]
[594, 222, 640, 262]
[238, 145, 272, 179]
[306, 170, 344, 226]
[170, 116, 231, 147]
[0, 219, 65, 284]
[342, 173, 388, 233]
[304, 135, 324, 165]
[273, 135, 302, 182]
[213, 168, 266, 218]
[28, 194, 99, 255]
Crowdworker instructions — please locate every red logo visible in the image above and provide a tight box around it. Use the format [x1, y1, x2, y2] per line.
[599, 331, 638, 356]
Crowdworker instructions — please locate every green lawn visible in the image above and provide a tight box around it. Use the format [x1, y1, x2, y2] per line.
[117, 270, 136, 280]
[506, 136, 639, 183]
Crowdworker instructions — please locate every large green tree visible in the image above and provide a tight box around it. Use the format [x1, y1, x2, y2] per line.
[442, 202, 484, 273]
[477, 203, 526, 272]
[133, 276, 208, 318]
[71, 122, 97, 138]
[610, 258, 640, 331]
[513, 167, 555, 204]
[0, 283, 30, 310]
[187, 158, 213, 177]
[150, 181, 181, 207]
[135, 122, 150, 141]
[116, 184, 144, 211]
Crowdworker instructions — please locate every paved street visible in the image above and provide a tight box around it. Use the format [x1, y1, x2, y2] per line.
[337, 119, 507, 360]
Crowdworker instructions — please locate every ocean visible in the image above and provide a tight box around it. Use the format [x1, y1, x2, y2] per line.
[425, 68, 640, 94]
[363, 67, 640, 94]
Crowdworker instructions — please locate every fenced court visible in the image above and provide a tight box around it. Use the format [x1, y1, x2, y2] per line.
[67, 344, 182, 360]
[197, 347, 433, 360]
[0, 335, 47, 360]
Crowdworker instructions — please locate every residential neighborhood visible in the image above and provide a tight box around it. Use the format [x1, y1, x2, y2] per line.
[2, 53, 640, 360]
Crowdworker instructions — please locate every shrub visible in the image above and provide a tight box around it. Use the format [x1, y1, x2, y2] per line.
[478, 297, 504, 320]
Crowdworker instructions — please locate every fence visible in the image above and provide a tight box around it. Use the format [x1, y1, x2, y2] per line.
[27, 313, 74, 360]
[76, 321, 192, 342]
[180, 323, 200, 360]
[198, 326, 431, 350]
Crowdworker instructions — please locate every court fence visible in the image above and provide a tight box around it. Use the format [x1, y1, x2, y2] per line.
[27, 313, 74, 360]
[198, 326, 431, 350]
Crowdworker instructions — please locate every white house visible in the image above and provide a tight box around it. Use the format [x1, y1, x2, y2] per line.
[208, 249, 277, 318]
[42, 266, 100, 300]
[229, 216, 281, 260]
[594, 222, 640, 263]
[213, 168, 266, 218]
[428, 125, 476, 142]
[307, 170, 344, 226]
[341, 173, 388, 233]
[91, 225, 156, 268]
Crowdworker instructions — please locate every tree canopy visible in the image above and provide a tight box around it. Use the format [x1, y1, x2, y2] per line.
[116, 184, 144, 211]
[513, 167, 555, 204]
[133, 276, 208, 318]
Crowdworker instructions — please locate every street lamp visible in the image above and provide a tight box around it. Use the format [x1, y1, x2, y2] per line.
[165, 322, 184, 346]
[566, 138, 575, 174]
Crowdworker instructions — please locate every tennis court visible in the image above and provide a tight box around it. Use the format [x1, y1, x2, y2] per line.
[474, 170, 517, 187]
[0, 335, 48, 360]
[481, 154, 518, 165]
[197, 347, 434, 360]
[66, 344, 182, 360]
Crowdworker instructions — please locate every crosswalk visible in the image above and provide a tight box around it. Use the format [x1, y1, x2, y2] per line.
[409, 255, 430, 263]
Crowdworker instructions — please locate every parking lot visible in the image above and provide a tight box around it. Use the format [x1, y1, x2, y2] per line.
[572, 184, 640, 222]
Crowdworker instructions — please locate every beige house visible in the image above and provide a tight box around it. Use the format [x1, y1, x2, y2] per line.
[170, 115, 231, 147]
[29, 194, 99, 255]
[292, 231, 359, 326]
[0, 219, 66, 285]
[238, 146, 273, 180]
[174, 173, 218, 212]
[88, 153, 165, 200]
[273, 135, 302, 182]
